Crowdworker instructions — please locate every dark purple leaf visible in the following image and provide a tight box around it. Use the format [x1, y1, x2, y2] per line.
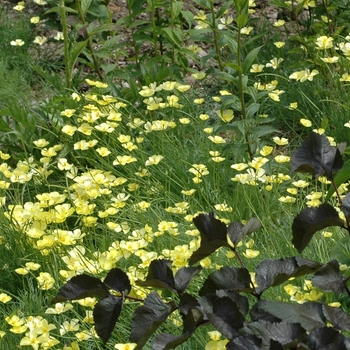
[325, 159, 350, 201]
[322, 304, 350, 331]
[291, 132, 344, 179]
[292, 203, 344, 253]
[131, 292, 176, 349]
[255, 257, 322, 293]
[262, 301, 326, 332]
[94, 295, 123, 344]
[216, 290, 249, 317]
[309, 327, 349, 350]
[227, 218, 261, 246]
[189, 212, 229, 265]
[198, 295, 245, 339]
[136, 259, 176, 292]
[312, 260, 349, 293]
[103, 268, 131, 295]
[52, 274, 109, 303]
[174, 266, 202, 294]
[227, 335, 262, 350]
[342, 192, 350, 219]
[178, 293, 201, 316]
[200, 266, 253, 296]
[247, 320, 307, 347]
[250, 300, 282, 323]
[152, 309, 200, 350]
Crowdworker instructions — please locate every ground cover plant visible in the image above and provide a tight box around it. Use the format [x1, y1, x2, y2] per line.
[1, 0, 350, 348]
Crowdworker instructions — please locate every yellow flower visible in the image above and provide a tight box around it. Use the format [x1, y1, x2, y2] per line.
[208, 135, 226, 144]
[289, 102, 298, 110]
[300, 118, 312, 127]
[266, 57, 284, 69]
[33, 36, 47, 45]
[243, 249, 260, 258]
[216, 109, 234, 122]
[36, 272, 55, 290]
[274, 41, 285, 48]
[30, 16, 40, 24]
[145, 155, 164, 166]
[274, 155, 290, 163]
[320, 56, 339, 63]
[200, 114, 210, 120]
[260, 146, 273, 156]
[315, 36, 333, 50]
[0, 292, 12, 303]
[194, 98, 205, 104]
[240, 26, 253, 35]
[273, 136, 289, 145]
[273, 19, 285, 27]
[231, 163, 249, 171]
[192, 72, 206, 80]
[250, 64, 264, 73]
[11, 39, 25, 46]
[115, 343, 137, 350]
[278, 196, 296, 203]
[96, 147, 111, 157]
[54, 31, 64, 40]
[62, 125, 77, 136]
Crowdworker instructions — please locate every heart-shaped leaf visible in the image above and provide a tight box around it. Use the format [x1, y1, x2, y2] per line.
[312, 260, 349, 293]
[136, 259, 176, 292]
[52, 274, 109, 303]
[255, 257, 322, 293]
[228, 218, 261, 246]
[104, 268, 131, 295]
[189, 212, 230, 265]
[94, 295, 123, 344]
[292, 203, 344, 253]
[131, 292, 176, 349]
[291, 132, 344, 179]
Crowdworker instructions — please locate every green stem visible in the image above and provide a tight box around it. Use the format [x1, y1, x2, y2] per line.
[60, 0, 71, 88]
[209, 0, 224, 71]
[76, 0, 104, 81]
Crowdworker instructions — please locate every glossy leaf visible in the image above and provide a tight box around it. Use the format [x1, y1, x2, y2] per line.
[322, 304, 350, 331]
[103, 268, 131, 295]
[94, 295, 123, 344]
[174, 266, 202, 294]
[152, 309, 201, 350]
[189, 213, 230, 265]
[228, 218, 261, 246]
[292, 203, 344, 253]
[200, 266, 253, 295]
[131, 292, 176, 349]
[52, 274, 109, 303]
[136, 259, 176, 292]
[312, 260, 349, 293]
[309, 327, 349, 350]
[227, 335, 262, 350]
[290, 132, 344, 179]
[255, 257, 322, 293]
[262, 301, 326, 332]
[198, 295, 245, 339]
[342, 192, 350, 219]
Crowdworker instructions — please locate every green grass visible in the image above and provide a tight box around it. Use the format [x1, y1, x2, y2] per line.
[0, 0, 349, 348]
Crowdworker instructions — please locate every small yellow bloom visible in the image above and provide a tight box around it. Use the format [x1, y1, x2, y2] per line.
[273, 136, 288, 145]
[273, 19, 285, 27]
[300, 118, 312, 127]
[240, 26, 253, 35]
[289, 102, 298, 110]
[243, 249, 260, 258]
[30, 16, 40, 24]
[11, 39, 25, 46]
[274, 41, 285, 48]
[250, 64, 264, 73]
[260, 146, 273, 156]
[208, 135, 226, 144]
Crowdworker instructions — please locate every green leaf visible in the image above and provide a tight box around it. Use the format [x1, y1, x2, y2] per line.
[68, 39, 89, 75]
[200, 266, 253, 295]
[160, 27, 183, 47]
[51, 274, 109, 303]
[94, 295, 123, 344]
[312, 260, 349, 293]
[245, 103, 260, 118]
[331, 235, 350, 265]
[189, 213, 230, 265]
[81, 0, 92, 14]
[255, 257, 322, 294]
[174, 266, 202, 294]
[326, 159, 350, 200]
[103, 268, 131, 295]
[131, 292, 177, 349]
[290, 132, 344, 179]
[242, 46, 262, 74]
[136, 259, 176, 292]
[237, 13, 248, 28]
[220, 32, 238, 55]
[250, 125, 280, 141]
[262, 301, 326, 332]
[172, 1, 183, 19]
[292, 203, 344, 253]
[87, 22, 119, 35]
